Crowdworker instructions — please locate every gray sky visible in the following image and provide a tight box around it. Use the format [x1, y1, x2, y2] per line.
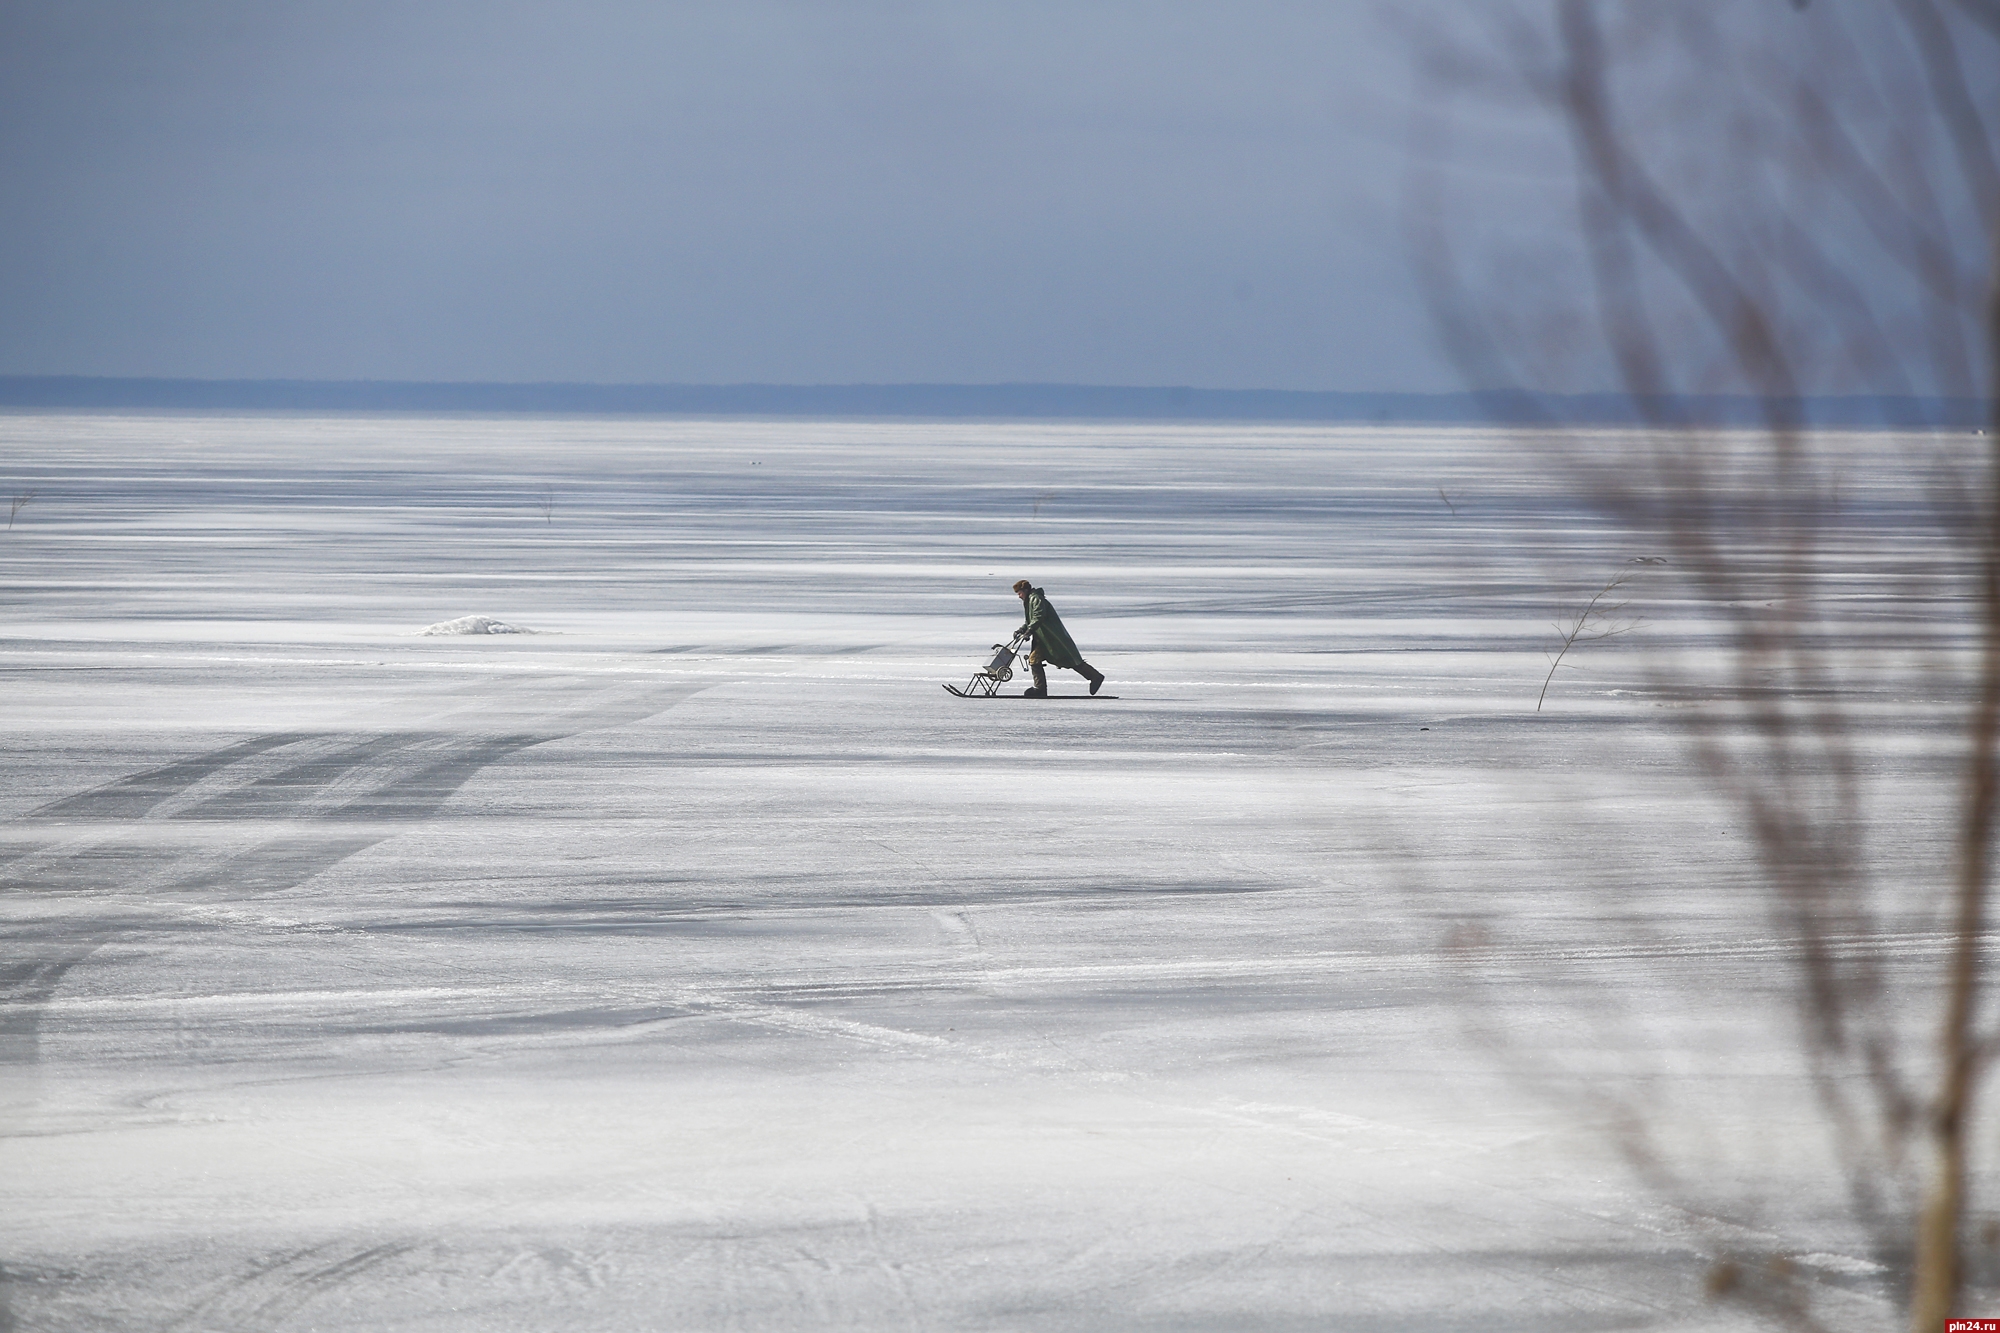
[0, 1, 1456, 391]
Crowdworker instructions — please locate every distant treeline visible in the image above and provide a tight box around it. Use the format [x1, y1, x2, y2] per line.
[0, 376, 1987, 427]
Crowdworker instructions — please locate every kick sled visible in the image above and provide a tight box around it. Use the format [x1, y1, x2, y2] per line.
[942, 630, 1116, 699]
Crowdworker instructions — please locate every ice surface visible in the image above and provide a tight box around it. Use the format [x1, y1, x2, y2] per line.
[0, 412, 1976, 1330]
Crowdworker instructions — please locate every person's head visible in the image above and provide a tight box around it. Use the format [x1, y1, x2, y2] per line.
[1012, 579, 1032, 600]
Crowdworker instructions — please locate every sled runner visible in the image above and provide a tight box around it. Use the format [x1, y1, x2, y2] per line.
[942, 689, 1119, 699]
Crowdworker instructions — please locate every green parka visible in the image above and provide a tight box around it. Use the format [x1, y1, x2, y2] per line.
[1021, 587, 1084, 669]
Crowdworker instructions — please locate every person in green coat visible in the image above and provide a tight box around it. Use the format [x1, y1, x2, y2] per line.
[1014, 580, 1106, 697]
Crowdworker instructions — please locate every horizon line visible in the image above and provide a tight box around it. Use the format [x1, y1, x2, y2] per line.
[0, 374, 1989, 427]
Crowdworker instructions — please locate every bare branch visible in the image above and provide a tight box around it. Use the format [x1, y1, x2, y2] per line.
[1537, 570, 1639, 711]
[1406, 2, 2000, 1325]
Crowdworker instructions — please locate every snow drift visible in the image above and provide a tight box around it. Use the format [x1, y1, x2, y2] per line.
[419, 615, 533, 636]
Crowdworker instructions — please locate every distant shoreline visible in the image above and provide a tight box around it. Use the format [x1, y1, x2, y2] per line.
[0, 376, 1987, 427]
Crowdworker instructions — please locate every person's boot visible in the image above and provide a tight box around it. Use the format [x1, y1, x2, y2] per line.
[1026, 662, 1048, 697]
[1081, 662, 1105, 696]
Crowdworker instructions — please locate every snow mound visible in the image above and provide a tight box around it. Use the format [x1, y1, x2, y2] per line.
[419, 615, 534, 636]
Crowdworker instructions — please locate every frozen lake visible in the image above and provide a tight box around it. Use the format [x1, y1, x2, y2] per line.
[0, 413, 1972, 1330]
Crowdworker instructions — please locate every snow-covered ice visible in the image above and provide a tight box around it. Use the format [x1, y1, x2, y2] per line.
[0, 412, 1969, 1330]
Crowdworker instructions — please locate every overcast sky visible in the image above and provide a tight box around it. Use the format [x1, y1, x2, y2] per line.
[0, 2, 1483, 391]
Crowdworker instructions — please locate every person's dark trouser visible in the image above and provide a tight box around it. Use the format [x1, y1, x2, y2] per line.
[1030, 648, 1102, 694]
